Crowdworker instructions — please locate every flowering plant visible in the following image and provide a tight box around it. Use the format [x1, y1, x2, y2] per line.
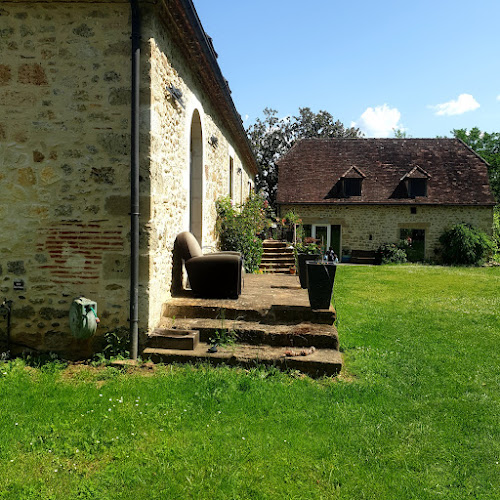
[294, 237, 321, 256]
[215, 192, 266, 272]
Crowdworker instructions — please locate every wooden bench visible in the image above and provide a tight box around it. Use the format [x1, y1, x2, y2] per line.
[350, 249, 376, 265]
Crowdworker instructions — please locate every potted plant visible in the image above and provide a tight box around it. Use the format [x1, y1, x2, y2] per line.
[306, 260, 337, 310]
[281, 210, 302, 243]
[294, 238, 321, 288]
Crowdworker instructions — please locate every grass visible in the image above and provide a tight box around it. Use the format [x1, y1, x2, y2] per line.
[0, 265, 499, 499]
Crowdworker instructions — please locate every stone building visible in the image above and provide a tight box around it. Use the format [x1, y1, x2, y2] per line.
[0, 0, 257, 357]
[277, 138, 495, 261]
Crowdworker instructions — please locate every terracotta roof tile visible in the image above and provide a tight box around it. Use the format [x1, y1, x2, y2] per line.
[276, 138, 495, 205]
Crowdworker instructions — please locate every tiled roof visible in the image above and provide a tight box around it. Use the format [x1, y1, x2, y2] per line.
[276, 138, 496, 205]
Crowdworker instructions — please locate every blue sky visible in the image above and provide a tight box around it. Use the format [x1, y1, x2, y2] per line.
[195, 0, 499, 138]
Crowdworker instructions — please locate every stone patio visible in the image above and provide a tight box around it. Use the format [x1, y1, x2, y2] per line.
[142, 274, 342, 376]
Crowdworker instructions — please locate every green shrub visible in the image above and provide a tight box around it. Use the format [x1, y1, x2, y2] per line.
[375, 241, 408, 264]
[101, 327, 130, 358]
[439, 223, 493, 265]
[493, 206, 500, 262]
[216, 193, 266, 273]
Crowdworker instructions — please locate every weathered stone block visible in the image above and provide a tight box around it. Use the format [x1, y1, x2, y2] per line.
[104, 71, 120, 82]
[39, 307, 67, 321]
[28, 206, 49, 219]
[104, 41, 128, 56]
[72, 23, 94, 38]
[0, 65, 12, 85]
[97, 132, 129, 156]
[33, 150, 44, 163]
[108, 87, 131, 105]
[7, 261, 25, 275]
[34, 254, 47, 264]
[12, 305, 35, 319]
[40, 166, 60, 185]
[18, 63, 48, 85]
[17, 167, 36, 186]
[90, 166, 115, 184]
[20, 24, 34, 37]
[54, 205, 72, 216]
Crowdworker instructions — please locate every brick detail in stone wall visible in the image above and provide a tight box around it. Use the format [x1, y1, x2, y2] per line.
[37, 223, 124, 285]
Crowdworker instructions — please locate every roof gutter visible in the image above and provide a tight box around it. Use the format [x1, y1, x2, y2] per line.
[129, 0, 141, 360]
[175, 0, 258, 175]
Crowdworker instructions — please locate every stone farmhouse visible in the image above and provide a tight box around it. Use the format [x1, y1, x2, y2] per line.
[0, 0, 257, 357]
[277, 138, 495, 261]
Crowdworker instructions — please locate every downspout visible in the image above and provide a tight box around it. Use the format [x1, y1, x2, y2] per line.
[130, 0, 141, 360]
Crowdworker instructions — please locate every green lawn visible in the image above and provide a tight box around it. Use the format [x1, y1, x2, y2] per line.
[1, 265, 499, 499]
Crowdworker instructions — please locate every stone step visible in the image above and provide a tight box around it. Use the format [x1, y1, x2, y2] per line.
[260, 259, 295, 266]
[147, 328, 199, 350]
[156, 318, 339, 349]
[259, 267, 295, 274]
[262, 247, 294, 254]
[162, 301, 335, 325]
[261, 260, 295, 265]
[262, 240, 289, 249]
[142, 344, 343, 377]
[262, 253, 294, 259]
[261, 269, 295, 274]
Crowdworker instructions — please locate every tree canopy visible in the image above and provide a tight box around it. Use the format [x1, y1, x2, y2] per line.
[452, 127, 500, 201]
[247, 108, 362, 207]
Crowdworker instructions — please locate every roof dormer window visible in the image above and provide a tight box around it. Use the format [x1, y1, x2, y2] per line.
[341, 166, 365, 197]
[401, 165, 430, 198]
[344, 178, 362, 196]
[408, 178, 427, 197]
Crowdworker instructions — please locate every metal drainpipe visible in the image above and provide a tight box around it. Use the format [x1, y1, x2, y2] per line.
[130, 0, 140, 360]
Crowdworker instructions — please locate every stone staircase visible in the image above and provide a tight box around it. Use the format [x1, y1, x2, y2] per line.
[141, 274, 342, 377]
[259, 240, 295, 274]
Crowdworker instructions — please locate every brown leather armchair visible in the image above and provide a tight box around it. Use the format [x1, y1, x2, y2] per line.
[173, 232, 243, 299]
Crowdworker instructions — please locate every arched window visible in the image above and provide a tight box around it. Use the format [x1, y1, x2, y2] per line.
[189, 110, 203, 243]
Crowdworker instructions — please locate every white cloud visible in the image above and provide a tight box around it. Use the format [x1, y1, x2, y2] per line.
[352, 104, 404, 138]
[431, 93, 480, 116]
[497, 95, 500, 102]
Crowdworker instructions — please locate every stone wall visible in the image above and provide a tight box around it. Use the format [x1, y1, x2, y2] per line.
[280, 204, 494, 260]
[0, 0, 255, 356]
[144, 5, 254, 329]
[0, 0, 135, 357]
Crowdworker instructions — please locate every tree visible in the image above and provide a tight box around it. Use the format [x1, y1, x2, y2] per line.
[247, 107, 362, 207]
[393, 128, 410, 138]
[439, 223, 493, 266]
[452, 127, 500, 201]
[292, 108, 361, 140]
[246, 108, 294, 208]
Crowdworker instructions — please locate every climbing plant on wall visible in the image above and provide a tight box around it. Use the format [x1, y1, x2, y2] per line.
[215, 192, 267, 273]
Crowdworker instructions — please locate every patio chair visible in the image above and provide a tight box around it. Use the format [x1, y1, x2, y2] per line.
[173, 231, 243, 299]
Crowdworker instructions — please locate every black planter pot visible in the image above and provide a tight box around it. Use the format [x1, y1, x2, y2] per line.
[306, 261, 337, 310]
[297, 253, 321, 289]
